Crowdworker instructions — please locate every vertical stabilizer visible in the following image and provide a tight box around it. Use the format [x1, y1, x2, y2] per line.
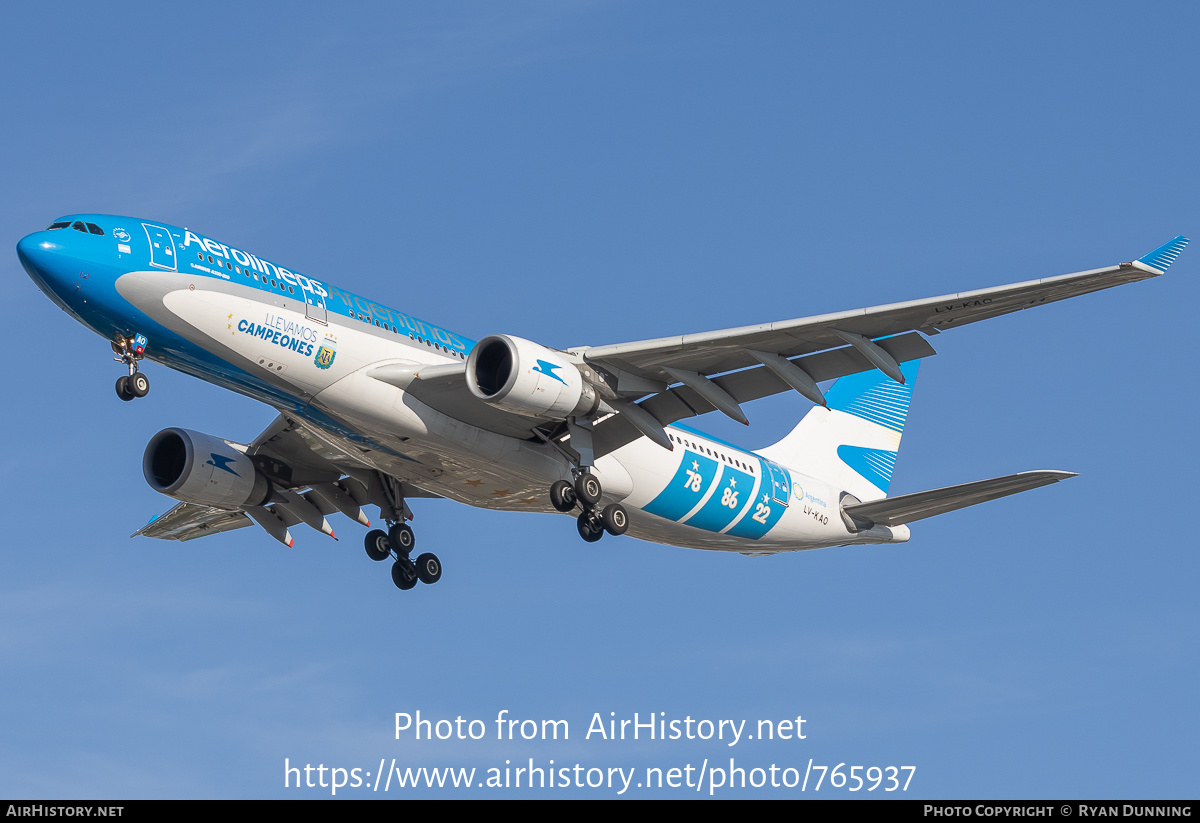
[755, 360, 919, 502]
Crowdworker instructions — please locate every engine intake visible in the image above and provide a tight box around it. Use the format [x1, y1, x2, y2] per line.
[143, 428, 272, 509]
[466, 335, 599, 419]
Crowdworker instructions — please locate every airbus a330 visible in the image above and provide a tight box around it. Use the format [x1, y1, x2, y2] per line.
[16, 217, 1188, 591]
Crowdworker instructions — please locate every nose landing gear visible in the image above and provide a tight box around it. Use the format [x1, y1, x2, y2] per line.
[113, 334, 150, 401]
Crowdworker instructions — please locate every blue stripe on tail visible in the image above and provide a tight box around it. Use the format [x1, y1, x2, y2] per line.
[824, 359, 919, 432]
[824, 359, 920, 494]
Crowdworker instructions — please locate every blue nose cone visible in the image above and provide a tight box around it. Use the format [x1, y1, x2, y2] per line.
[17, 231, 76, 306]
[17, 231, 49, 269]
[18, 231, 59, 281]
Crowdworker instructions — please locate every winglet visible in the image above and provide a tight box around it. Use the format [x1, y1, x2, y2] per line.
[1137, 236, 1189, 272]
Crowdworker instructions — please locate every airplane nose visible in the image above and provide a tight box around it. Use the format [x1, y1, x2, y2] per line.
[17, 232, 59, 272]
[17, 231, 71, 293]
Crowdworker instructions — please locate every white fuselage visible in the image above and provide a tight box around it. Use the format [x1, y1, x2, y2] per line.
[122, 268, 905, 553]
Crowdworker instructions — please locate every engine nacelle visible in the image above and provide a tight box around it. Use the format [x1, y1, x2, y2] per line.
[466, 335, 599, 419]
[143, 428, 272, 509]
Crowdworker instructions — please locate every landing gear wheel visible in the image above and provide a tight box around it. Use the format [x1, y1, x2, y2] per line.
[550, 480, 577, 512]
[388, 523, 415, 555]
[115, 376, 135, 401]
[128, 372, 150, 398]
[601, 503, 629, 536]
[577, 511, 604, 543]
[574, 472, 602, 506]
[364, 529, 391, 561]
[415, 552, 442, 584]
[391, 560, 418, 590]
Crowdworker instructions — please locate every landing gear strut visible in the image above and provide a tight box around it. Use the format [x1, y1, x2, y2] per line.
[113, 334, 150, 401]
[538, 417, 628, 543]
[368, 472, 441, 592]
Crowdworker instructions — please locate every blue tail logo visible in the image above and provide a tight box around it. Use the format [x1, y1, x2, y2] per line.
[827, 359, 919, 493]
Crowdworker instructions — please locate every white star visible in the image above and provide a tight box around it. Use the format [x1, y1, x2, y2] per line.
[729, 478, 737, 488]
[691, 461, 699, 471]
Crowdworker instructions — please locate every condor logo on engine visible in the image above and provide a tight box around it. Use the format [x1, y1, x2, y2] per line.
[205, 454, 241, 477]
[533, 359, 568, 385]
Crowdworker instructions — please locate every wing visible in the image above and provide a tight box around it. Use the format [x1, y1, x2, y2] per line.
[132, 501, 253, 541]
[583, 238, 1187, 379]
[135, 414, 441, 545]
[366, 361, 549, 439]
[578, 237, 1187, 455]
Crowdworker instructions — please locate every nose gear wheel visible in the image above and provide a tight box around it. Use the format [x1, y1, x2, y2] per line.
[112, 334, 150, 400]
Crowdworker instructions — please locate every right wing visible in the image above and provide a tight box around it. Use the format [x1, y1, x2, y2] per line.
[360, 237, 1186, 461]
[579, 237, 1187, 456]
[581, 238, 1189, 381]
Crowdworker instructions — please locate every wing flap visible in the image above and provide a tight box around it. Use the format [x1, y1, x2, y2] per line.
[590, 332, 935, 458]
[841, 470, 1078, 528]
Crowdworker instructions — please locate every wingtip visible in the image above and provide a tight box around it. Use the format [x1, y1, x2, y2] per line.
[1137, 235, 1189, 272]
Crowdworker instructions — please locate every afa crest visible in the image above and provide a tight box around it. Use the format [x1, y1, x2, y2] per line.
[314, 335, 337, 369]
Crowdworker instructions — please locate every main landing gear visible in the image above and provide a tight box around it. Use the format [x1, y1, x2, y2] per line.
[363, 525, 442, 591]
[550, 471, 629, 544]
[365, 473, 442, 592]
[113, 333, 150, 402]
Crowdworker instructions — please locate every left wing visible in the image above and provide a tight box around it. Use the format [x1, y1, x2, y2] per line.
[134, 415, 440, 545]
[133, 501, 252, 541]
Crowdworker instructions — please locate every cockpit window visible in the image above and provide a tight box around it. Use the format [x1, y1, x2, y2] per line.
[85, 223, 105, 235]
[47, 222, 71, 230]
[72, 221, 88, 233]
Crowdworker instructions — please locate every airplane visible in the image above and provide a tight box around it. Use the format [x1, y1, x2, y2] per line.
[16, 216, 1189, 592]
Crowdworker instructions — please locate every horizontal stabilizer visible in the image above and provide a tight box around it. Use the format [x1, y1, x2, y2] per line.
[841, 470, 1077, 527]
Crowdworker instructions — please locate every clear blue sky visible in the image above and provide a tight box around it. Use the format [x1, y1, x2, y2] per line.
[2, 1, 1196, 798]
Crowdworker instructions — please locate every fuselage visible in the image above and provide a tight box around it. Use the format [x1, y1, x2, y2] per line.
[17, 214, 906, 552]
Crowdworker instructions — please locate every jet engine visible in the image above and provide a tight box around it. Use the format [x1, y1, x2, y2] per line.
[143, 428, 272, 508]
[466, 335, 600, 419]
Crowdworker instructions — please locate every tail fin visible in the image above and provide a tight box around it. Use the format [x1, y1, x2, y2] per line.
[755, 360, 920, 502]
